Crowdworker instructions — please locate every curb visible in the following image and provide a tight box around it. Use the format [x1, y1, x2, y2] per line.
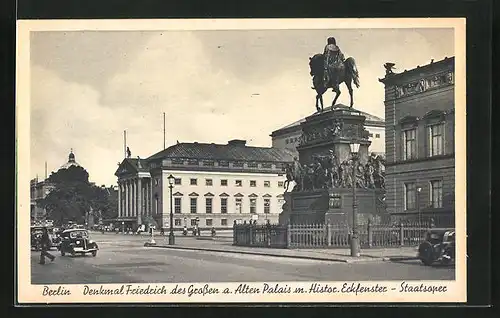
[145, 244, 388, 264]
[383, 256, 419, 262]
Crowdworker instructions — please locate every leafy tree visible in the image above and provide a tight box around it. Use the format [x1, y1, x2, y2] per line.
[39, 166, 116, 226]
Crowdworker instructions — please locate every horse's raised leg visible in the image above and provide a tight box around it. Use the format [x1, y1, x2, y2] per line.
[331, 87, 341, 107]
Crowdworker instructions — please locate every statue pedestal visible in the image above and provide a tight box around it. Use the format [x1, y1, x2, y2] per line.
[278, 105, 386, 226]
[280, 188, 383, 225]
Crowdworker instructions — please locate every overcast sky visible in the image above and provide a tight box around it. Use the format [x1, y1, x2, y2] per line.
[30, 28, 454, 186]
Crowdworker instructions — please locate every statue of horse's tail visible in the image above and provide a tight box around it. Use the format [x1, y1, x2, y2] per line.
[345, 57, 360, 88]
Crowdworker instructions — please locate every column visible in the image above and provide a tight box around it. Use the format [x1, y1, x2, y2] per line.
[125, 180, 129, 218]
[127, 180, 131, 217]
[150, 178, 154, 216]
[118, 182, 122, 218]
[137, 177, 142, 225]
[132, 179, 136, 218]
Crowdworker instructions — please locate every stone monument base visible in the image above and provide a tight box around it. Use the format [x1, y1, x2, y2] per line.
[280, 188, 384, 226]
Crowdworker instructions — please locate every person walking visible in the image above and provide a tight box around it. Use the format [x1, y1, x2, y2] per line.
[39, 227, 55, 265]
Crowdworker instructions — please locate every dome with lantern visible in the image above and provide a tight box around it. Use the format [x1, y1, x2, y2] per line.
[59, 149, 83, 170]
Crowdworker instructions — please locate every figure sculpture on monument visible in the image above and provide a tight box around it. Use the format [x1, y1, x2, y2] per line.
[309, 37, 360, 112]
[291, 157, 305, 191]
[326, 150, 340, 188]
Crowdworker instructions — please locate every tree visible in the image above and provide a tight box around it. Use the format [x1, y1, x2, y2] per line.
[39, 165, 105, 226]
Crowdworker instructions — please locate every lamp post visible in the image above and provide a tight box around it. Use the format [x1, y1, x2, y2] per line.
[167, 174, 175, 245]
[350, 142, 361, 257]
[417, 187, 422, 225]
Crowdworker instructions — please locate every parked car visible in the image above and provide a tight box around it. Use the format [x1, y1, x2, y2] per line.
[59, 229, 99, 257]
[417, 228, 455, 266]
[31, 226, 57, 250]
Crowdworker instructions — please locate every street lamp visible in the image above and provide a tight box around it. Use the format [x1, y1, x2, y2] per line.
[349, 142, 361, 257]
[417, 187, 422, 225]
[167, 174, 175, 245]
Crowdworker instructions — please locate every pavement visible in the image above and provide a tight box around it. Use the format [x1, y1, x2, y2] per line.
[31, 232, 454, 284]
[142, 234, 419, 264]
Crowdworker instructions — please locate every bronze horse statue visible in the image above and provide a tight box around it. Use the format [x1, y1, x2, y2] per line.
[309, 53, 360, 112]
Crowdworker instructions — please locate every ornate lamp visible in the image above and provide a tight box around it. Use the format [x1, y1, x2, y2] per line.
[349, 141, 361, 257]
[167, 174, 175, 245]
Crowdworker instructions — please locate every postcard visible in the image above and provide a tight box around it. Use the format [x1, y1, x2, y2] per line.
[16, 18, 466, 303]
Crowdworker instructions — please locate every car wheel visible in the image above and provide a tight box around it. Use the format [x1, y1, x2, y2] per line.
[418, 242, 434, 266]
[92, 250, 97, 257]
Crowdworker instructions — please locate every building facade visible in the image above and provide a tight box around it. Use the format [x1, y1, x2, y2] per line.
[379, 57, 455, 226]
[114, 140, 294, 230]
[270, 104, 385, 156]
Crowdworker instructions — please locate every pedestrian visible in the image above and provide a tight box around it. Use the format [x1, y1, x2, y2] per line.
[39, 227, 55, 265]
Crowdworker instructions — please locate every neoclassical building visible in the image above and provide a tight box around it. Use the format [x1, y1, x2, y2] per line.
[378, 57, 455, 226]
[114, 140, 294, 230]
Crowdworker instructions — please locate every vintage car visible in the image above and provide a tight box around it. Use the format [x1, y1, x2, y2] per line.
[31, 226, 57, 251]
[417, 228, 455, 266]
[59, 229, 98, 257]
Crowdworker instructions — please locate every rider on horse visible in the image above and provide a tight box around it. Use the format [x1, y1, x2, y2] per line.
[323, 37, 345, 89]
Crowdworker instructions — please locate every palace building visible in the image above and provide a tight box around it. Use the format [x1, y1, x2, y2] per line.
[378, 57, 455, 226]
[271, 104, 385, 156]
[114, 140, 295, 230]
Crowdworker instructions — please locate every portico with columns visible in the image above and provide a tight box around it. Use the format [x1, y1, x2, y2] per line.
[115, 158, 154, 230]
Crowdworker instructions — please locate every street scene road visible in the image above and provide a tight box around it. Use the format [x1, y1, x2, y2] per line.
[31, 232, 455, 284]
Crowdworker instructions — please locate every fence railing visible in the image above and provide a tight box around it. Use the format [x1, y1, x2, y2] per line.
[233, 220, 432, 249]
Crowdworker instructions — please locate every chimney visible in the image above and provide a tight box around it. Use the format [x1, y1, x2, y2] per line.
[228, 139, 246, 147]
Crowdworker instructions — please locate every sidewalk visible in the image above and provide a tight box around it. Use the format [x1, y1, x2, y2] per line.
[145, 236, 419, 264]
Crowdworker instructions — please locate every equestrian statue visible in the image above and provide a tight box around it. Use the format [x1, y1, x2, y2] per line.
[309, 37, 360, 112]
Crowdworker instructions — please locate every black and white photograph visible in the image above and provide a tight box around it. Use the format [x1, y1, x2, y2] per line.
[16, 18, 466, 303]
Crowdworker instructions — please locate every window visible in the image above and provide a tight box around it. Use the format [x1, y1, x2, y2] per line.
[205, 179, 213, 186]
[218, 160, 229, 167]
[375, 133, 381, 138]
[264, 181, 271, 187]
[191, 219, 197, 226]
[250, 180, 257, 187]
[430, 180, 443, 208]
[172, 158, 184, 165]
[428, 123, 444, 156]
[250, 198, 257, 214]
[220, 179, 228, 186]
[403, 129, 417, 160]
[221, 219, 228, 226]
[205, 198, 213, 214]
[369, 133, 374, 137]
[190, 178, 197, 185]
[174, 178, 182, 185]
[174, 198, 182, 214]
[262, 163, 272, 169]
[278, 181, 284, 188]
[404, 183, 416, 210]
[264, 199, 271, 214]
[187, 159, 199, 165]
[233, 161, 244, 168]
[206, 219, 213, 226]
[174, 219, 182, 226]
[248, 162, 258, 168]
[235, 180, 242, 187]
[235, 198, 243, 213]
[203, 160, 215, 167]
[221, 198, 228, 214]
[190, 198, 197, 213]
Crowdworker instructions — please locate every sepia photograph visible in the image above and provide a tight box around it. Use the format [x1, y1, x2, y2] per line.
[16, 18, 466, 303]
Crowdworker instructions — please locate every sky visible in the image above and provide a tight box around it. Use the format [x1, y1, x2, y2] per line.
[29, 27, 454, 186]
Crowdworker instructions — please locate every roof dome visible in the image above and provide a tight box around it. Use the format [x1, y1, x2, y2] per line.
[60, 149, 82, 169]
